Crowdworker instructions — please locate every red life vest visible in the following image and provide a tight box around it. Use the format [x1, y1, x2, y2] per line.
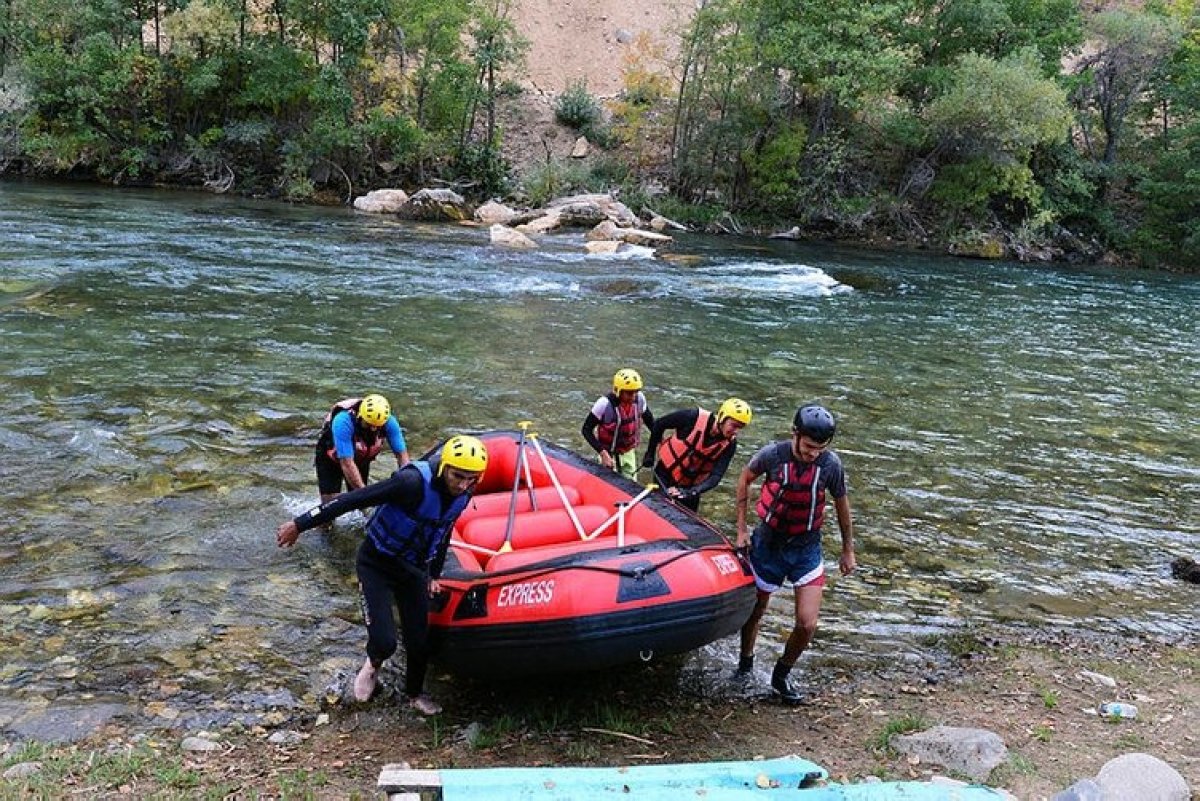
[596, 393, 642, 455]
[756, 456, 826, 536]
[656, 409, 731, 487]
[318, 398, 384, 463]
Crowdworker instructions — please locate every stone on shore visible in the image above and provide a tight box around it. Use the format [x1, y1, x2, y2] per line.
[1095, 753, 1190, 801]
[889, 726, 1008, 782]
[352, 189, 408, 213]
[398, 188, 471, 222]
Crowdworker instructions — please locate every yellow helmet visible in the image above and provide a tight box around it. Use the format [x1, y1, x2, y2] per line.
[716, 397, 753, 426]
[612, 369, 643, 393]
[439, 435, 489, 476]
[358, 394, 391, 427]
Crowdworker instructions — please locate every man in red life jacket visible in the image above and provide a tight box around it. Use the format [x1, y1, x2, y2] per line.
[581, 369, 655, 480]
[642, 398, 752, 512]
[734, 404, 856, 705]
[314, 394, 409, 504]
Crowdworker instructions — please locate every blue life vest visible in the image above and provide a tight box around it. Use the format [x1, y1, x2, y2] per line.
[366, 462, 470, 570]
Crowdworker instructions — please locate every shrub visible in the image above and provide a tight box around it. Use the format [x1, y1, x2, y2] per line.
[554, 80, 602, 130]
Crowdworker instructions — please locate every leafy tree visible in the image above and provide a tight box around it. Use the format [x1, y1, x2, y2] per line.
[902, 0, 1082, 106]
[925, 49, 1071, 223]
[1072, 8, 1183, 185]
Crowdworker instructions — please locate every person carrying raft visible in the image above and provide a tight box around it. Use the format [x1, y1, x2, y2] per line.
[581, 369, 654, 480]
[734, 404, 856, 705]
[314, 394, 409, 504]
[277, 434, 489, 716]
[642, 397, 752, 512]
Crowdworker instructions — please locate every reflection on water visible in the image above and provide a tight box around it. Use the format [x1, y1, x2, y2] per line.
[1, 182, 1197, 738]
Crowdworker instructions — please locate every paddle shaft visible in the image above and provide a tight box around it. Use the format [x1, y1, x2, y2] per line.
[500, 426, 529, 549]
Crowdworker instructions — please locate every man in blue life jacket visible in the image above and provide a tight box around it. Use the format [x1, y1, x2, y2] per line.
[277, 434, 488, 716]
[314, 394, 409, 504]
[734, 404, 856, 705]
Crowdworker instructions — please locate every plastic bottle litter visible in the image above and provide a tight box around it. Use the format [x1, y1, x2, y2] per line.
[1098, 702, 1139, 719]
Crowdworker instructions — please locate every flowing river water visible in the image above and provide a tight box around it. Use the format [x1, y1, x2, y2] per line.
[1, 182, 1197, 742]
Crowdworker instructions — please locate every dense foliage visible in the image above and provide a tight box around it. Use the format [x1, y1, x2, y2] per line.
[0, 0, 1197, 268]
[0, 0, 522, 197]
[667, 0, 1200, 268]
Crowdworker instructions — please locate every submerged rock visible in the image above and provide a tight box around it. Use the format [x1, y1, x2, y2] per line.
[1170, 556, 1199, 584]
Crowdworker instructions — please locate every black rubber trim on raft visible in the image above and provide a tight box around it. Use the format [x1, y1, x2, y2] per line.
[428, 585, 756, 677]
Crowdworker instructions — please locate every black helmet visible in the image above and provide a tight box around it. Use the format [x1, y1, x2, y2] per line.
[793, 405, 835, 443]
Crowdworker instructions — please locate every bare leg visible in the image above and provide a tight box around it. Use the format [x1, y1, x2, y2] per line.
[780, 583, 824, 666]
[739, 589, 772, 664]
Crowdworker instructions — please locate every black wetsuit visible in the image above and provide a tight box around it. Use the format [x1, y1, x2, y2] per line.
[292, 465, 462, 697]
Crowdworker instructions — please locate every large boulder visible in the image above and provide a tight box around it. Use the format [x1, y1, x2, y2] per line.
[890, 726, 1008, 782]
[353, 189, 409, 214]
[555, 200, 610, 227]
[399, 188, 471, 222]
[1095, 753, 1190, 801]
[546, 193, 640, 227]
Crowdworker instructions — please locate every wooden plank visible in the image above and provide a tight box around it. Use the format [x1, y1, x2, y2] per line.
[377, 764, 443, 796]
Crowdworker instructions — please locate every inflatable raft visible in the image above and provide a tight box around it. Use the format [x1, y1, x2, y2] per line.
[428, 428, 756, 676]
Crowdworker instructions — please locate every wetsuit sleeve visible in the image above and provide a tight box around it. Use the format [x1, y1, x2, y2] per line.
[383, 416, 407, 454]
[683, 439, 736, 496]
[581, 410, 605, 452]
[641, 408, 698, 467]
[641, 404, 655, 434]
[331, 411, 356, 459]
[293, 467, 423, 532]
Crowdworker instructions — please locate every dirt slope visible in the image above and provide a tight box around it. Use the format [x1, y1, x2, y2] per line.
[507, 0, 691, 98]
[496, 0, 691, 174]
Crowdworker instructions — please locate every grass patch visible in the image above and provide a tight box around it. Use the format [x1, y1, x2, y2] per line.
[1030, 723, 1054, 743]
[473, 713, 522, 749]
[1038, 687, 1059, 709]
[1116, 732, 1148, 749]
[992, 752, 1039, 782]
[870, 714, 930, 753]
[0, 742, 204, 798]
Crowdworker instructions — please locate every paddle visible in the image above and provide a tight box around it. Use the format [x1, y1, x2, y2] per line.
[520, 436, 538, 510]
[498, 421, 532, 554]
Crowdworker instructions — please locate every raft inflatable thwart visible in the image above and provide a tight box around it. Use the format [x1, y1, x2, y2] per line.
[428, 428, 757, 676]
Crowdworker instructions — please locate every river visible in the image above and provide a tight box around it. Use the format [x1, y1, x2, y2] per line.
[1, 182, 1196, 741]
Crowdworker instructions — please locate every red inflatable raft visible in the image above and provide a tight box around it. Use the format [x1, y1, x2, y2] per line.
[428, 429, 756, 676]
